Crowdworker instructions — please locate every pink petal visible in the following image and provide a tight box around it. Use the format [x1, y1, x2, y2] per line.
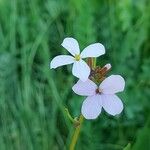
[50, 55, 74, 69]
[101, 94, 123, 116]
[72, 79, 97, 96]
[72, 60, 90, 81]
[61, 37, 80, 56]
[99, 75, 125, 94]
[81, 95, 102, 119]
[80, 43, 105, 58]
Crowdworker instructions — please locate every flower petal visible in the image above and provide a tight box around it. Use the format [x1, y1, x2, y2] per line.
[72, 60, 90, 81]
[101, 94, 123, 116]
[99, 75, 125, 94]
[81, 95, 102, 119]
[72, 79, 97, 96]
[61, 37, 80, 56]
[50, 55, 74, 69]
[81, 43, 105, 58]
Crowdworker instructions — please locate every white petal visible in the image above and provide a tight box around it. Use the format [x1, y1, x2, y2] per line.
[101, 94, 123, 116]
[72, 60, 90, 81]
[99, 75, 125, 94]
[81, 95, 102, 119]
[81, 43, 105, 58]
[50, 55, 74, 69]
[72, 79, 97, 96]
[61, 37, 80, 56]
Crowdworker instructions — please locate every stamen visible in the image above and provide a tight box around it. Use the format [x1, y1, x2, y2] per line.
[75, 54, 81, 61]
[95, 88, 102, 94]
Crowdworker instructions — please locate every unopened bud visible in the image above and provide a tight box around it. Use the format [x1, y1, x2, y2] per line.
[104, 63, 111, 70]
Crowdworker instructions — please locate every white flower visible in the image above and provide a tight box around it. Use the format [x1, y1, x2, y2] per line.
[72, 75, 125, 119]
[50, 37, 105, 81]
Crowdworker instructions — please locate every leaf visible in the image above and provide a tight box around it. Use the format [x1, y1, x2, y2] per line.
[123, 143, 131, 150]
[132, 124, 150, 150]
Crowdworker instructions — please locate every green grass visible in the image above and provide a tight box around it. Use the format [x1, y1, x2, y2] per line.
[0, 0, 150, 149]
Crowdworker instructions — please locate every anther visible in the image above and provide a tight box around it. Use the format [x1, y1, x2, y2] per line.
[95, 88, 102, 94]
[75, 54, 81, 61]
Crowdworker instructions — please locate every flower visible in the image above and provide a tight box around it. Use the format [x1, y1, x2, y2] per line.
[72, 75, 125, 119]
[50, 37, 105, 81]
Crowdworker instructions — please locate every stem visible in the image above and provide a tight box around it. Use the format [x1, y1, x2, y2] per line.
[93, 58, 96, 68]
[69, 115, 84, 150]
[87, 58, 93, 69]
[65, 108, 75, 123]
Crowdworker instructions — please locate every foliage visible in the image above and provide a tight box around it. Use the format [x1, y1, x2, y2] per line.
[0, 0, 150, 149]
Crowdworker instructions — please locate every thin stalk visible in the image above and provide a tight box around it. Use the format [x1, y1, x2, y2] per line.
[69, 115, 84, 150]
[93, 58, 96, 68]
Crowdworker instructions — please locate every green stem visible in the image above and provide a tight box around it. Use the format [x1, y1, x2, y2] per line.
[69, 115, 84, 150]
[65, 108, 75, 123]
[93, 58, 96, 68]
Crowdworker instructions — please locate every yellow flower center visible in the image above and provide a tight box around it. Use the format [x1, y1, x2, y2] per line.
[75, 54, 81, 61]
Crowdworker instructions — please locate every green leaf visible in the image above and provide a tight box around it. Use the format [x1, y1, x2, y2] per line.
[132, 124, 150, 150]
[123, 143, 131, 150]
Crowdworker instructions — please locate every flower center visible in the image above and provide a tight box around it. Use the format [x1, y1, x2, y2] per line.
[95, 88, 102, 94]
[75, 54, 81, 61]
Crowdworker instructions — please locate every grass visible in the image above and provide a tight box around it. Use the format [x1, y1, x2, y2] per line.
[0, 0, 150, 149]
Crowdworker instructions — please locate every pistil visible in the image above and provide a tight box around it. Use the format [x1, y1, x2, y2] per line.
[75, 54, 81, 61]
[95, 88, 102, 94]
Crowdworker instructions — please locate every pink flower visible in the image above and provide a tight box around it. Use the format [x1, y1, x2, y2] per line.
[72, 75, 125, 119]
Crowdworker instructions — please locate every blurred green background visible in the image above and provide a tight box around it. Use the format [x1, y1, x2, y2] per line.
[0, 0, 150, 150]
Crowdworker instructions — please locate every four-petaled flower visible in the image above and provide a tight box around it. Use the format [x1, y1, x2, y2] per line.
[50, 37, 105, 81]
[72, 75, 125, 119]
